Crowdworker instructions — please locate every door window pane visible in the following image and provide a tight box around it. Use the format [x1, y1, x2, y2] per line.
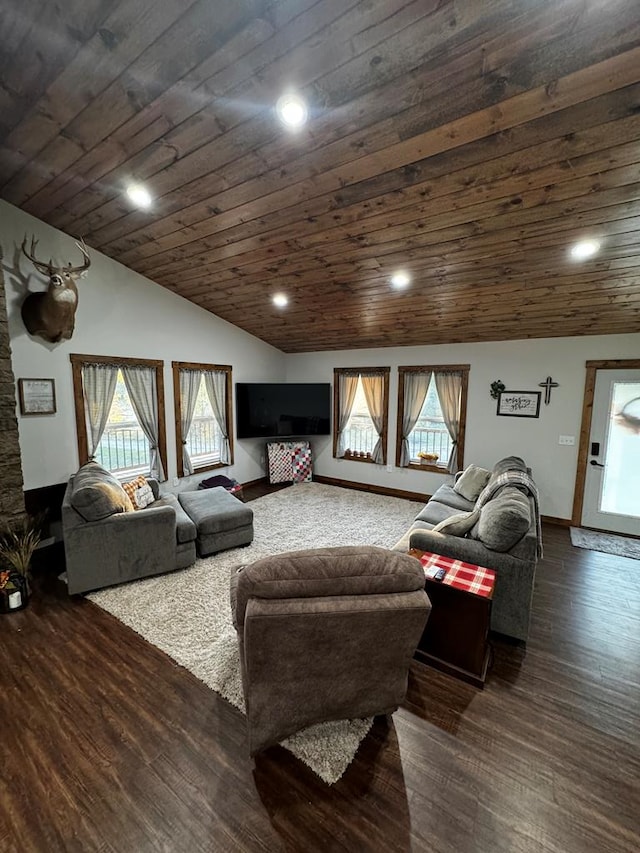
[600, 382, 640, 518]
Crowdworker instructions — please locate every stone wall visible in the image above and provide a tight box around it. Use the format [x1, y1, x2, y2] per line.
[0, 270, 25, 524]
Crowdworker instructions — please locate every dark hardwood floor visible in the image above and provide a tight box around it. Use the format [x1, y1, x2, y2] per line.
[1, 487, 639, 853]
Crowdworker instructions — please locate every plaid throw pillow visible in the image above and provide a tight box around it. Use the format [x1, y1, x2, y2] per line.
[122, 475, 155, 510]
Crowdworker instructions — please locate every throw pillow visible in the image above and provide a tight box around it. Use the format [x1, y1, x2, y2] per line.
[432, 507, 481, 537]
[122, 475, 155, 510]
[70, 461, 134, 521]
[471, 487, 531, 551]
[453, 465, 491, 502]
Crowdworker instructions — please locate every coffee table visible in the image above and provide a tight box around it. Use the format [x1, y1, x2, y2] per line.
[409, 549, 496, 688]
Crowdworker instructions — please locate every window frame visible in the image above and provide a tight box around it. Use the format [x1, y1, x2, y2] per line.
[172, 361, 233, 478]
[395, 364, 469, 472]
[70, 353, 167, 477]
[332, 366, 390, 464]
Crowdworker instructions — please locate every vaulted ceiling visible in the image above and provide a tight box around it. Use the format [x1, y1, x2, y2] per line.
[1, 0, 640, 352]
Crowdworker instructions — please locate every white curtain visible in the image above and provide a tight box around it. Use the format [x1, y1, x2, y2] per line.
[204, 370, 231, 465]
[336, 373, 359, 456]
[122, 365, 165, 481]
[400, 371, 432, 466]
[361, 374, 385, 464]
[81, 363, 118, 460]
[179, 369, 202, 475]
[435, 371, 463, 473]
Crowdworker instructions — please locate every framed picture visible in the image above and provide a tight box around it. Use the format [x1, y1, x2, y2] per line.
[18, 378, 56, 416]
[496, 390, 541, 418]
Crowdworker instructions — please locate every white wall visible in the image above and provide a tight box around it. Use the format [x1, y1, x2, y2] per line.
[1, 200, 285, 490]
[285, 334, 640, 520]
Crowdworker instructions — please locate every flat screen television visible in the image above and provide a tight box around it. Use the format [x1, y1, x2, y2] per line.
[235, 382, 331, 438]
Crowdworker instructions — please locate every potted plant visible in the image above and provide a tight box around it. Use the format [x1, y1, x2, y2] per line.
[0, 515, 43, 613]
[417, 451, 439, 465]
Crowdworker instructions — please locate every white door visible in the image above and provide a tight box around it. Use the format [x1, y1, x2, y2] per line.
[582, 369, 640, 534]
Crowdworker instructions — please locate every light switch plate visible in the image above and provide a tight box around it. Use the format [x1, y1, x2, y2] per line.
[559, 435, 575, 446]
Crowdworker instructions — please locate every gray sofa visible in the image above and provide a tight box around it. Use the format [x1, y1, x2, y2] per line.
[394, 456, 540, 642]
[62, 462, 196, 594]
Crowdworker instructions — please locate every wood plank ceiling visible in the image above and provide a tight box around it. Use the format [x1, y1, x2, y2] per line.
[1, 0, 640, 353]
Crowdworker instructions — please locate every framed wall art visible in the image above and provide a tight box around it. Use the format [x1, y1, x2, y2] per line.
[18, 378, 57, 416]
[496, 390, 541, 418]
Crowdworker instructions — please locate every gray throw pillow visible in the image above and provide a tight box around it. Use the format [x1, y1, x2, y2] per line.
[432, 507, 481, 537]
[472, 487, 531, 551]
[70, 461, 134, 521]
[453, 465, 492, 501]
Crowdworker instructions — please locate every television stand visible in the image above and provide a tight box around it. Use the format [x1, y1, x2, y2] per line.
[266, 441, 313, 484]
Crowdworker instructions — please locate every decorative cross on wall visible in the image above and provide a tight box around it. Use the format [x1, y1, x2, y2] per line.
[539, 376, 559, 405]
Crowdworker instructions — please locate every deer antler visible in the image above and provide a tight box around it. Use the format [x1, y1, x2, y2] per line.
[21, 235, 54, 276]
[66, 237, 91, 274]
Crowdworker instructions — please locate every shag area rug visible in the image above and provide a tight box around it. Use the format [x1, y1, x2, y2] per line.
[570, 527, 640, 560]
[88, 483, 424, 784]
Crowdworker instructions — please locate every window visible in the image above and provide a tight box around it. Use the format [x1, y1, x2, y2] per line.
[396, 365, 469, 472]
[333, 367, 390, 463]
[96, 369, 150, 476]
[172, 362, 233, 477]
[342, 379, 375, 456]
[71, 354, 167, 480]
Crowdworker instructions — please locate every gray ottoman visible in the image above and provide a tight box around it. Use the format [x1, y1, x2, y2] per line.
[178, 487, 254, 557]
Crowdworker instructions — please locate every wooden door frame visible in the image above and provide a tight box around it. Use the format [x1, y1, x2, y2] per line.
[572, 358, 640, 526]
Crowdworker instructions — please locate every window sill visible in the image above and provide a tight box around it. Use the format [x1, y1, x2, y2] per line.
[337, 455, 376, 463]
[183, 460, 226, 478]
[406, 462, 448, 474]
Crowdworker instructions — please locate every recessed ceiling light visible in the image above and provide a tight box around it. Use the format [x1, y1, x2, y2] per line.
[273, 293, 288, 307]
[570, 239, 600, 260]
[126, 183, 152, 209]
[391, 271, 411, 288]
[275, 93, 308, 129]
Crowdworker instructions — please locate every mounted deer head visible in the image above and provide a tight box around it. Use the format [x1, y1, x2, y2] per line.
[20, 235, 91, 343]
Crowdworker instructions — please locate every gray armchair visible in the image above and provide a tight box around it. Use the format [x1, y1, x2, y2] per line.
[230, 545, 431, 755]
[61, 462, 196, 594]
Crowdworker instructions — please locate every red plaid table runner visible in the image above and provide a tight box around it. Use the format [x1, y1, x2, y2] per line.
[419, 552, 495, 598]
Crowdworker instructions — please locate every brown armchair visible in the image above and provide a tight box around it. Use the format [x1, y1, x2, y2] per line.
[230, 545, 431, 755]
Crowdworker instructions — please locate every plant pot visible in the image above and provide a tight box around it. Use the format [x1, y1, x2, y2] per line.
[0, 572, 29, 613]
